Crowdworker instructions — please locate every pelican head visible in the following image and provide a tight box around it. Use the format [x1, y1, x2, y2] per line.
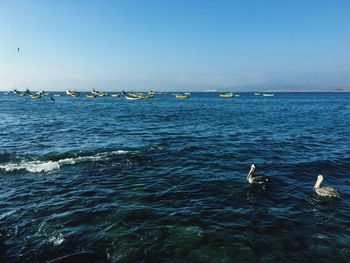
[314, 175, 323, 189]
[247, 164, 256, 181]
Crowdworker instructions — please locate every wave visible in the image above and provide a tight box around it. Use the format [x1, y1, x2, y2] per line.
[0, 161, 60, 173]
[0, 150, 130, 173]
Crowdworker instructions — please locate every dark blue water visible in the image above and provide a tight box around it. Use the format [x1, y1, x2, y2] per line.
[0, 92, 349, 262]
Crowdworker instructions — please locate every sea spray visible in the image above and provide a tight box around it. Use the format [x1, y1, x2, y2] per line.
[0, 149, 130, 173]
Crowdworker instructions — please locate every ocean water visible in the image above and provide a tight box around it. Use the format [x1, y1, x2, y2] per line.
[0, 92, 349, 262]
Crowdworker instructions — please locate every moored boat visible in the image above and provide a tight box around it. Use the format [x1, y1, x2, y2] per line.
[30, 94, 42, 99]
[263, 93, 275, 97]
[140, 93, 154, 99]
[86, 94, 97, 99]
[128, 92, 153, 99]
[175, 93, 189, 99]
[111, 93, 121, 97]
[66, 89, 80, 97]
[219, 92, 234, 98]
[125, 94, 143, 100]
[91, 89, 99, 96]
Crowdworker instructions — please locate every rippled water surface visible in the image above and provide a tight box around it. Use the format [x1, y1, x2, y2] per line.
[0, 92, 350, 262]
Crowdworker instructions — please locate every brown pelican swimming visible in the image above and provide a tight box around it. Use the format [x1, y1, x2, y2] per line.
[314, 175, 340, 198]
[247, 164, 269, 184]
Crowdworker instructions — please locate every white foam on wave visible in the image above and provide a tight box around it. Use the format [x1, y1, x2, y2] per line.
[0, 161, 60, 173]
[0, 149, 130, 173]
[49, 233, 65, 246]
[57, 155, 103, 165]
[111, 150, 130, 154]
[58, 150, 130, 165]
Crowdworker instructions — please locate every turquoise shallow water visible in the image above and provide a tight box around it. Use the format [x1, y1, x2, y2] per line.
[0, 92, 350, 262]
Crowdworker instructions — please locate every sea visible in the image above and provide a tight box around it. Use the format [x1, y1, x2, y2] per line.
[0, 92, 349, 262]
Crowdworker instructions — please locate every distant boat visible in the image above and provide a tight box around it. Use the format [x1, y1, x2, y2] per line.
[175, 93, 189, 99]
[141, 93, 154, 99]
[125, 94, 143, 100]
[30, 94, 41, 99]
[66, 89, 80, 97]
[263, 93, 275, 97]
[91, 89, 100, 95]
[128, 92, 153, 99]
[86, 94, 97, 99]
[111, 93, 121, 97]
[53, 94, 61, 97]
[254, 93, 262, 96]
[219, 92, 234, 98]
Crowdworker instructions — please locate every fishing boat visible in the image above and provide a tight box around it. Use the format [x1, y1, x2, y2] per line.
[91, 89, 100, 96]
[86, 94, 97, 99]
[125, 94, 143, 100]
[19, 93, 25, 97]
[219, 92, 234, 98]
[175, 93, 189, 99]
[98, 92, 108, 97]
[128, 92, 153, 99]
[111, 93, 121, 97]
[254, 92, 262, 96]
[66, 89, 80, 97]
[30, 94, 42, 99]
[140, 93, 154, 99]
[263, 93, 275, 97]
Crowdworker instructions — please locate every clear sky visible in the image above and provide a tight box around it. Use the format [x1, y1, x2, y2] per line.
[0, 0, 350, 91]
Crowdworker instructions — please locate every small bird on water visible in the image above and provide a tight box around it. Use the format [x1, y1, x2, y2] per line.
[314, 175, 340, 198]
[246, 164, 269, 184]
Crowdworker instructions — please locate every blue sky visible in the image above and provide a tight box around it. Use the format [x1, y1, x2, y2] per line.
[0, 0, 349, 91]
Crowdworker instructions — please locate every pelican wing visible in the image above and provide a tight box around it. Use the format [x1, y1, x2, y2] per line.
[316, 187, 340, 198]
[252, 176, 269, 184]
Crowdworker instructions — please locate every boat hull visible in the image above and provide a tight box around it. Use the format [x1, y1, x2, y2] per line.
[125, 95, 142, 100]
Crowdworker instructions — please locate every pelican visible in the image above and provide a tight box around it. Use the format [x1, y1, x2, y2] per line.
[247, 164, 269, 184]
[314, 175, 340, 198]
